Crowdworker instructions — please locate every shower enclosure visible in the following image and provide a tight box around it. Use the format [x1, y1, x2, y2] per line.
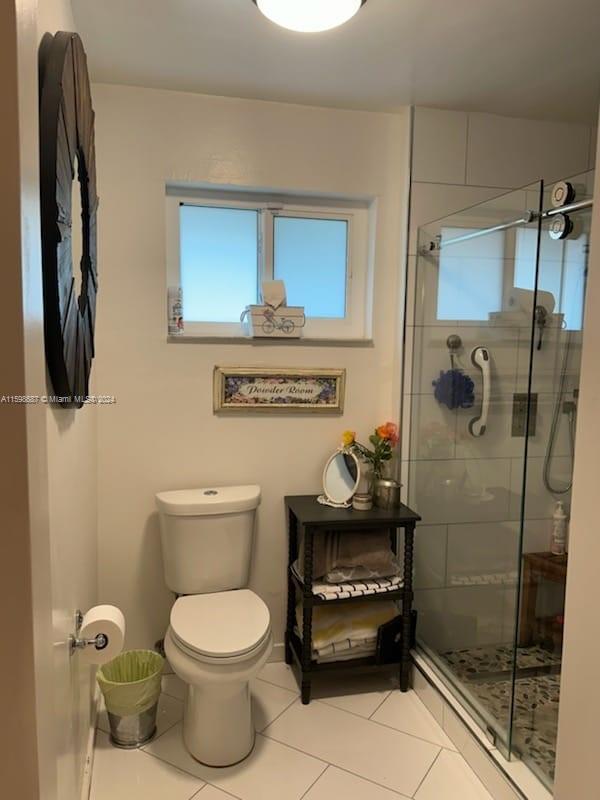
[405, 170, 594, 788]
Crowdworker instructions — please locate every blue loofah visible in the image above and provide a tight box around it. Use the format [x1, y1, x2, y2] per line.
[432, 369, 475, 410]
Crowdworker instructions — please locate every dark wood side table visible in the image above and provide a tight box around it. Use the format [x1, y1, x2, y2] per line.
[284, 495, 421, 704]
[518, 551, 568, 647]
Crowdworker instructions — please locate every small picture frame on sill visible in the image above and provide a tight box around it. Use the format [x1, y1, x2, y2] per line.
[213, 367, 346, 414]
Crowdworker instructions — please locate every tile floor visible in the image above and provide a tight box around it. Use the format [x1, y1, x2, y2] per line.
[92, 663, 494, 800]
[442, 645, 560, 782]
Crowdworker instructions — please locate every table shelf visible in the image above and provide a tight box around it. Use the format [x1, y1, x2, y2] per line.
[289, 570, 409, 607]
[284, 494, 421, 704]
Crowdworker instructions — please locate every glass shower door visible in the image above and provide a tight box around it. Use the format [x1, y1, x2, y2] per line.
[406, 182, 544, 758]
[511, 168, 594, 787]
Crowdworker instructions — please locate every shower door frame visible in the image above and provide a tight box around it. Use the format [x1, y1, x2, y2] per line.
[403, 179, 546, 763]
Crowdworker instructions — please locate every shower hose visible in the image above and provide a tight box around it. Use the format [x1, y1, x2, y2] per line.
[542, 330, 576, 495]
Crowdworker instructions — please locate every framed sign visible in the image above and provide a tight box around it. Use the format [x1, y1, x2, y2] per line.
[214, 367, 346, 414]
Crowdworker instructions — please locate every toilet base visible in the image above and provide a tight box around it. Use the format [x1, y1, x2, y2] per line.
[183, 680, 255, 767]
[164, 627, 273, 767]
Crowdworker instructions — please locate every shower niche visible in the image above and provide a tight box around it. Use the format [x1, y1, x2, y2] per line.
[404, 169, 594, 788]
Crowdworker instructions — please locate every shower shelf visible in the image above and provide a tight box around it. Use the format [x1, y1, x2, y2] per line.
[284, 495, 421, 704]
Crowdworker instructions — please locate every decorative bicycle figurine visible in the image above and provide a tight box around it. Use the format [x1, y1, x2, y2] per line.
[262, 307, 296, 335]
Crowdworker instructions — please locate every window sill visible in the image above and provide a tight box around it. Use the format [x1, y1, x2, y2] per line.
[167, 335, 374, 348]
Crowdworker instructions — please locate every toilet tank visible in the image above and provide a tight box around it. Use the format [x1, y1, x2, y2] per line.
[155, 485, 261, 595]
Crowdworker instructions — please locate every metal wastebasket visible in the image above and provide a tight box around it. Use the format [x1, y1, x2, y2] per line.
[97, 650, 165, 748]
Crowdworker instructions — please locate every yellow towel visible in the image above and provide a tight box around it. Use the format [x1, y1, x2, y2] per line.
[296, 600, 398, 651]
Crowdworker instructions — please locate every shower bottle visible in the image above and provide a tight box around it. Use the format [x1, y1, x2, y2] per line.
[550, 501, 568, 556]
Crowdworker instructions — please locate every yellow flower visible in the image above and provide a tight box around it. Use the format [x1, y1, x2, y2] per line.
[341, 430, 356, 447]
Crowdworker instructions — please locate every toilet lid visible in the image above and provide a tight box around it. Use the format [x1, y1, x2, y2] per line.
[170, 590, 271, 659]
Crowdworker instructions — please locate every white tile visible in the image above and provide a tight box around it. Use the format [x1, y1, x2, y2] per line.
[251, 677, 297, 731]
[196, 787, 239, 800]
[256, 662, 299, 693]
[264, 696, 439, 796]
[415, 585, 506, 651]
[97, 690, 183, 738]
[411, 667, 444, 726]
[498, 753, 553, 800]
[466, 112, 590, 189]
[445, 521, 519, 585]
[409, 183, 506, 255]
[412, 108, 468, 185]
[409, 457, 511, 526]
[414, 525, 447, 590]
[162, 673, 187, 701]
[415, 749, 493, 799]
[522, 519, 552, 554]
[91, 731, 203, 800]
[517, 324, 583, 396]
[443, 704, 471, 753]
[312, 670, 398, 718]
[145, 722, 326, 800]
[509, 456, 572, 520]
[454, 395, 521, 461]
[411, 325, 520, 398]
[372, 689, 456, 749]
[410, 394, 457, 460]
[304, 765, 409, 800]
[461, 738, 520, 800]
[442, 700, 495, 753]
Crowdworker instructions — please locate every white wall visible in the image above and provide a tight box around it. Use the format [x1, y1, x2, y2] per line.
[404, 107, 596, 651]
[93, 83, 409, 653]
[554, 115, 600, 800]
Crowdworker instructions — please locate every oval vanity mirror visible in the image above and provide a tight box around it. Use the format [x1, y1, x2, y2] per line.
[322, 450, 360, 505]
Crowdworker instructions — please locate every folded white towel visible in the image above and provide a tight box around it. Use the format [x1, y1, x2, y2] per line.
[296, 600, 398, 652]
[316, 640, 377, 664]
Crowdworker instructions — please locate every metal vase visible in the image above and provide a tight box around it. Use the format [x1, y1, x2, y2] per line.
[373, 478, 402, 509]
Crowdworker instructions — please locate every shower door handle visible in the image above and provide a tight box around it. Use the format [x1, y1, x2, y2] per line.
[469, 347, 490, 437]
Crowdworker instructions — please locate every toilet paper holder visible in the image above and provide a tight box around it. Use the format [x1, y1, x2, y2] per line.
[70, 609, 108, 655]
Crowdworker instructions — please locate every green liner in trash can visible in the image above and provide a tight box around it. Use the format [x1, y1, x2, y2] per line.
[97, 650, 164, 748]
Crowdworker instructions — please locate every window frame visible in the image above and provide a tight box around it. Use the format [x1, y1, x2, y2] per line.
[166, 190, 372, 340]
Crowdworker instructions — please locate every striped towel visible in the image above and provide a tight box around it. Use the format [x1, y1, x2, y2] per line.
[292, 562, 403, 600]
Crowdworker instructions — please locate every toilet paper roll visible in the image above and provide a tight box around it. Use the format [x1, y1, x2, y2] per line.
[78, 605, 126, 665]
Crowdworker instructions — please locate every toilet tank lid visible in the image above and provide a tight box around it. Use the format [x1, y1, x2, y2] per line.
[155, 485, 261, 516]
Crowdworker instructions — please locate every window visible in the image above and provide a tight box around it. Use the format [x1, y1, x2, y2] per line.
[273, 216, 348, 318]
[515, 228, 587, 330]
[166, 188, 372, 339]
[180, 205, 259, 323]
[436, 227, 505, 321]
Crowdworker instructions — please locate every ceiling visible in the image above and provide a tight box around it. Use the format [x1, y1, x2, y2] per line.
[71, 0, 600, 123]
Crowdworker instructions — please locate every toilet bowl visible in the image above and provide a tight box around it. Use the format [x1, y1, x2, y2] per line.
[164, 589, 273, 766]
[156, 484, 271, 766]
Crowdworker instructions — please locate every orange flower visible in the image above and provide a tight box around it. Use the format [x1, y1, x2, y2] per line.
[376, 422, 399, 447]
[341, 430, 356, 447]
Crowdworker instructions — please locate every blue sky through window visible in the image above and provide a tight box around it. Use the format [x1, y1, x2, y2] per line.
[274, 217, 348, 318]
[180, 204, 259, 322]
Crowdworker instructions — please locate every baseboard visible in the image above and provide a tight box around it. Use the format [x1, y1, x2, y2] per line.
[80, 683, 100, 800]
[411, 652, 552, 800]
[269, 642, 285, 663]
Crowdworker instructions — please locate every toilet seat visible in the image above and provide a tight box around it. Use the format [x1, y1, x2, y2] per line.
[170, 589, 271, 661]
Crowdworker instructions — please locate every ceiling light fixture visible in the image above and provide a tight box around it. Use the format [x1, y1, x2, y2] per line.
[252, 0, 368, 33]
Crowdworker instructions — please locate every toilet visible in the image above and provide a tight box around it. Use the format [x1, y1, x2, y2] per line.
[155, 485, 272, 767]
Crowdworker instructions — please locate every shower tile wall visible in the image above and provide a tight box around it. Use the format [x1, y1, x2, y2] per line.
[403, 108, 597, 651]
